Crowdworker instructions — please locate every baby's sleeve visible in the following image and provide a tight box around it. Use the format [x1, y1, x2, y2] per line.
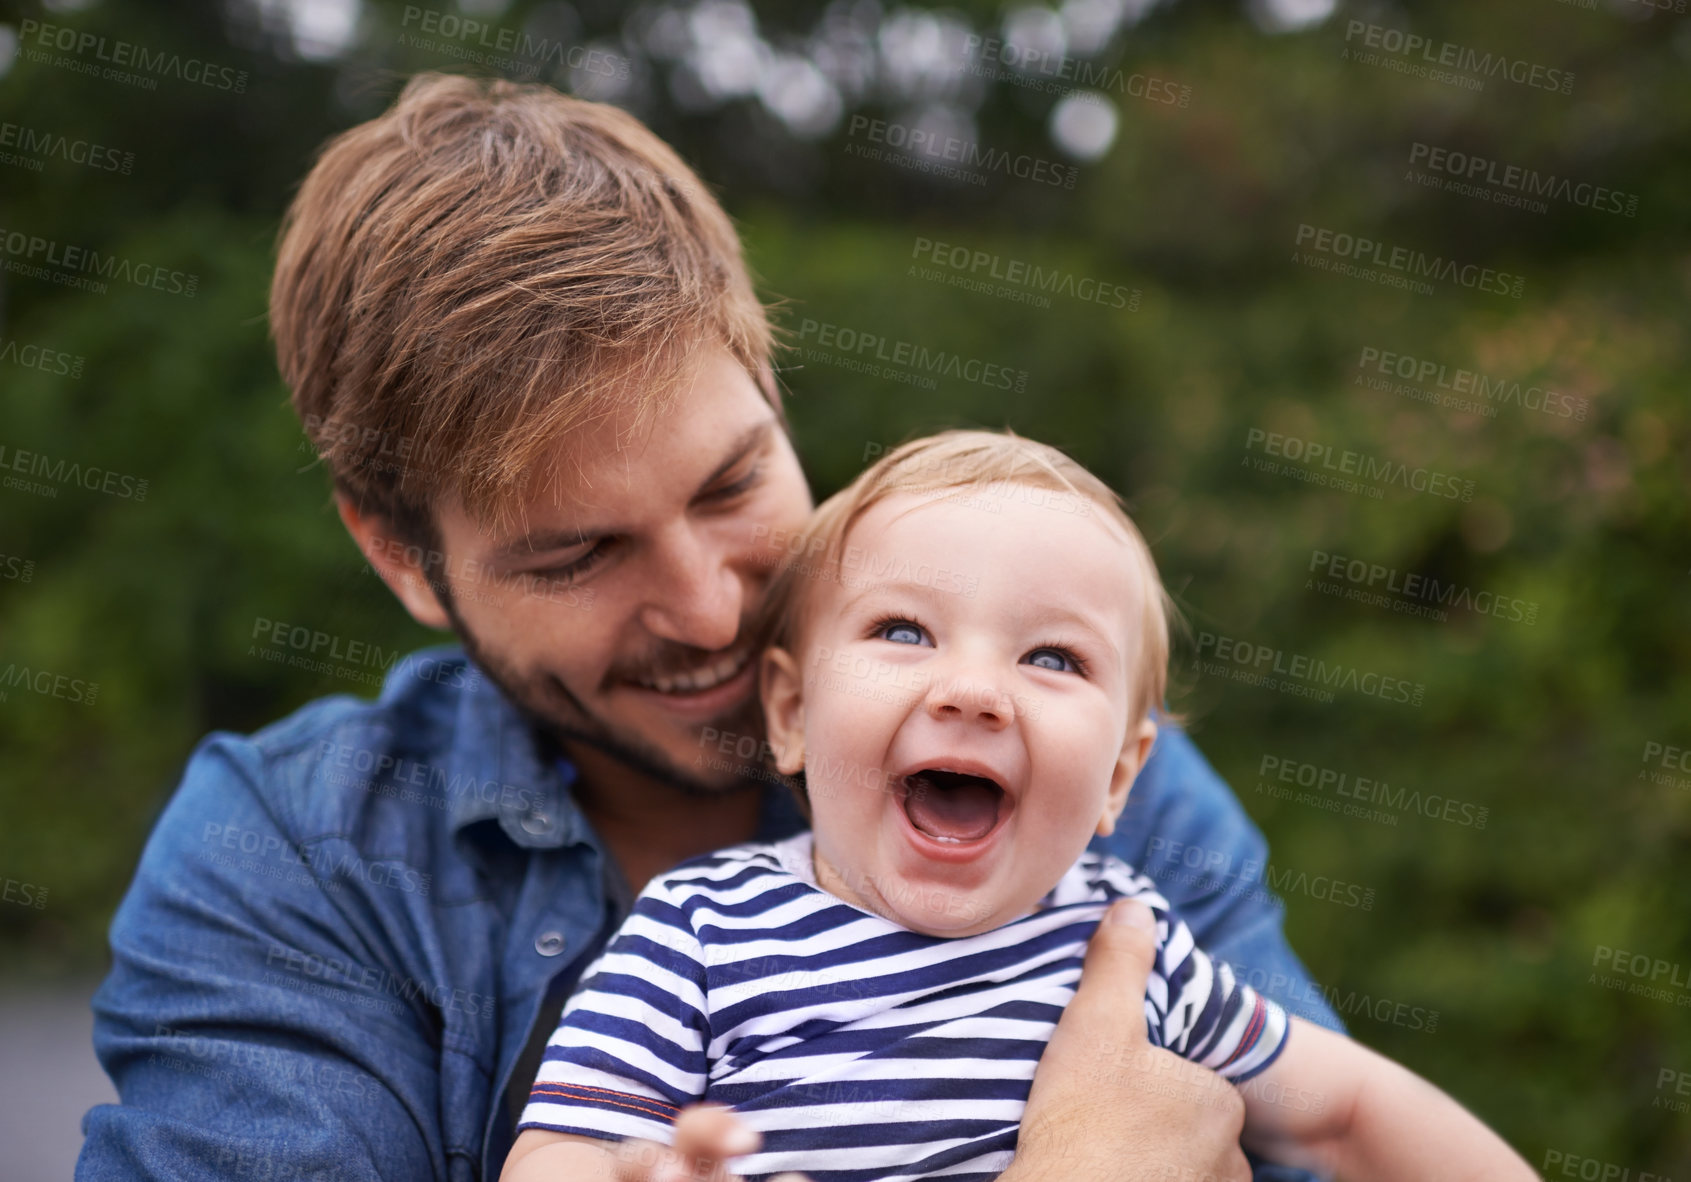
[1116, 870, 1291, 1082]
[518, 877, 711, 1144]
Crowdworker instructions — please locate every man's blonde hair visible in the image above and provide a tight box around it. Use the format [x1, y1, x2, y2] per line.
[270, 72, 778, 539]
[757, 429, 1174, 725]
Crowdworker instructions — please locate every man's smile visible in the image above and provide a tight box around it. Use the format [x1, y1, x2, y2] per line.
[618, 645, 760, 722]
[630, 643, 755, 695]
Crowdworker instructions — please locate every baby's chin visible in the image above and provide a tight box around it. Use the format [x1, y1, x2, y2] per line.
[815, 836, 1041, 936]
[903, 913, 1013, 939]
[862, 875, 1040, 939]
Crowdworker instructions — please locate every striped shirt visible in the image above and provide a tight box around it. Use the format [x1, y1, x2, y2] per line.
[520, 833, 1288, 1181]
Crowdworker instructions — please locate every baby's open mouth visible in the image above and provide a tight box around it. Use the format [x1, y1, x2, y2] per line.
[900, 769, 1006, 844]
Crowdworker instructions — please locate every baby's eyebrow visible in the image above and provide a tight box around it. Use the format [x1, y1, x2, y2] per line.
[839, 582, 1124, 657]
[837, 578, 945, 614]
[1020, 607, 1121, 655]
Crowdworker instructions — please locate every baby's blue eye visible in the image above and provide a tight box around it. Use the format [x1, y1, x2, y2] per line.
[879, 621, 926, 645]
[1025, 648, 1074, 673]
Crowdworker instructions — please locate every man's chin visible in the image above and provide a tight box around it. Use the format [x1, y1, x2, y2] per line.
[528, 690, 760, 800]
[519, 684, 765, 800]
[447, 614, 765, 798]
[616, 691, 770, 796]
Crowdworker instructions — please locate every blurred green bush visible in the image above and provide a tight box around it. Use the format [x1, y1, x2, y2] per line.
[1, 0, 1687, 1170]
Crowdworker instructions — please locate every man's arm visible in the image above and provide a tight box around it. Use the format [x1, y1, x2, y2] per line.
[1106, 725, 1346, 1037]
[1110, 726, 1345, 1182]
[78, 736, 446, 1181]
[1003, 900, 1253, 1182]
[1001, 727, 1339, 1182]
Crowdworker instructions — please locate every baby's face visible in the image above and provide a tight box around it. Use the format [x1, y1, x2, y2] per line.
[760, 487, 1157, 937]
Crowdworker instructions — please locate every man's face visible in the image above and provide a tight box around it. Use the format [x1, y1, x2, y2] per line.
[419, 348, 813, 793]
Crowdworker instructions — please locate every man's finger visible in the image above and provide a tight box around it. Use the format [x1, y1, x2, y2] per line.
[1068, 900, 1160, 1046]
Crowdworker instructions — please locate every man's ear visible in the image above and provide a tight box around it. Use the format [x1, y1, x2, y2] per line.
[759, 646, 806, 775]
[336, 494, 453, 631]
[1097, 717, 1158, 837]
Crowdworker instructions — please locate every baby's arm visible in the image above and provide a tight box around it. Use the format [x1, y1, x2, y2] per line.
[503, 1129, 622, 1182]
[503, 1108, 772, 1182]
[502, 873, 720, 1180]
[1239, 1016, 1535, 1180]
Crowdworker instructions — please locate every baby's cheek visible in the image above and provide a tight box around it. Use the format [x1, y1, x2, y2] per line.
[1047, 720, 1120, 791]
[810, 762, 889, 846]
[1019, 786, 1106, 865]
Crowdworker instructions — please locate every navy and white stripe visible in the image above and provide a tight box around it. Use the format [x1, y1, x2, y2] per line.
[520, 833, 1288, 1182]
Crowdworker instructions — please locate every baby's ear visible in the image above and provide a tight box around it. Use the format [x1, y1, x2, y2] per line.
[1096, 717, 1158, 837]
[759, 647, 806, 774]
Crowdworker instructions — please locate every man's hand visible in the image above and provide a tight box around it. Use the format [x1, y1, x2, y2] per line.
[1005, 900, 1252, 1182]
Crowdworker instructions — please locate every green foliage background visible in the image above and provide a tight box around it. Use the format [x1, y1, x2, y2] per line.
[1, 0, 1687, 1170]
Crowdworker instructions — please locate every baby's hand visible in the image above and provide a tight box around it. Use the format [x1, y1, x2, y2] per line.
[610, 1104, 807, 1182]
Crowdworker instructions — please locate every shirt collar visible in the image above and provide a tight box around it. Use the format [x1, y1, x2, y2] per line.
[439, 649, 812, 851]
[444, 658, 584, 849]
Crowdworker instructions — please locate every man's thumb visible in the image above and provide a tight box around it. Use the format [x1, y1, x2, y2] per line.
[1071, 900, 1159, 1036]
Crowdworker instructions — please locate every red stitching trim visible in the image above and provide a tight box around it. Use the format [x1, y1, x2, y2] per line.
[529, 1084, 680, 1123]
[1220, 996, 1268, 1069]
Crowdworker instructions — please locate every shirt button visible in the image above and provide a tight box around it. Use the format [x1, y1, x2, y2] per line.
[521, 809, 553, 835]
[535, 931, 567, 957]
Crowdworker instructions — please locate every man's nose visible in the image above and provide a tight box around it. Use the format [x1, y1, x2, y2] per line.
[637, 525, 744, 652]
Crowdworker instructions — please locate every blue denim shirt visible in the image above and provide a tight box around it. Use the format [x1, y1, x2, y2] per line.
[78, 647, 1337, 1181]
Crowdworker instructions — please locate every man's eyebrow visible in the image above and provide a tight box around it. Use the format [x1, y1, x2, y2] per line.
[695, 418, 776, 496]
[487, 418, 777, 562]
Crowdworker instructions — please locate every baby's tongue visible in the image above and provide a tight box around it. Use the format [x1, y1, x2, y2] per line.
[902, 771, 1001, 842]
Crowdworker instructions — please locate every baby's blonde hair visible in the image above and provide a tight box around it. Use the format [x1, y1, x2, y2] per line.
[756, 429, 1174, 725]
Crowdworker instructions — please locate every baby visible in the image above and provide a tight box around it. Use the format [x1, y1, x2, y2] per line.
[502, 431, 1533, 1182]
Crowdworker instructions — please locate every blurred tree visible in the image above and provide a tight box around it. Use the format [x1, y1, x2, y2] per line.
[1, 0, 1687, 1170]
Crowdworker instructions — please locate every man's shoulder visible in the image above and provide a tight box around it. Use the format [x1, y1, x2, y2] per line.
[1099, 722, 1261, 867]
[1135, 723, 1215, 793]
[188, 645, 498, 842]
[239, 646, 476, 755]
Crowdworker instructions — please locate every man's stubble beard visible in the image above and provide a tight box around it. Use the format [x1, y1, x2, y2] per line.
[442, 593, 765, 801]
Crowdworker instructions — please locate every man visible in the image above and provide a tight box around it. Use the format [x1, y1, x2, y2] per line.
[78, 73, 1337, 1182]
